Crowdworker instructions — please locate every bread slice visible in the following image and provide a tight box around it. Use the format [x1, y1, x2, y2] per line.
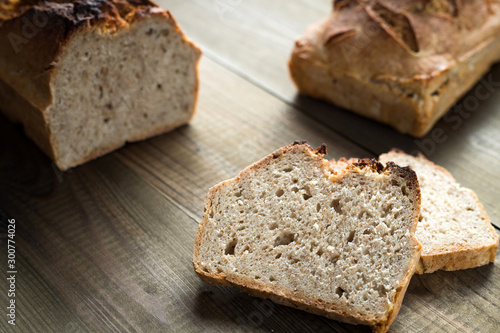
[193, 142, 422, 333]
[0, 0, 201, 170]
[379, 150, 499, 274]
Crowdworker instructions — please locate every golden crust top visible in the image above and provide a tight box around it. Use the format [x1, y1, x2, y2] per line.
[0, 0, 163, 30]
[308, 0, 500, 80]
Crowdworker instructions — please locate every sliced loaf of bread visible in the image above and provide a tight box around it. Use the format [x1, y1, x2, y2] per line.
[0, 0, 201, 170]
[193, 142, 422, 333]
[379, 150, 499, 274]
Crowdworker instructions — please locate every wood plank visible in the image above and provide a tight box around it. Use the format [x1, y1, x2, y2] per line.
[163, 0, 500, 228]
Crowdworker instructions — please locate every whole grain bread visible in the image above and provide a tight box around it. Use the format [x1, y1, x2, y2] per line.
[0, 0, 201, 170]
[379, 150, 499, 273]
[193, 142, 422, 333]
[289, 0, 500, 137]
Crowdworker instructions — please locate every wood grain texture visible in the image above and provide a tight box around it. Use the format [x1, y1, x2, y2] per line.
[165, 0, 500, 228]
[0, 0, 499, 332]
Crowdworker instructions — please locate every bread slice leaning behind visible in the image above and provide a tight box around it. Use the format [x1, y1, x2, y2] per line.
[0, 0, 202, 170]
[379, 150, 499, 274]
[193, 142, 422, 333]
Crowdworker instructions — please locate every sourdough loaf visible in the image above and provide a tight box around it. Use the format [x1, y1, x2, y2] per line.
[379, 150, 499, 273]
[193, 142, 422, 333]
[289, 0, 500, 137]
[0, 0, 201, 170]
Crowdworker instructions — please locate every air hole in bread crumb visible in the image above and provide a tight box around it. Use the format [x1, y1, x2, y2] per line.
[335, 287, 346, 298]
[255, 276, 261, 279]
[317, 248, 324, 256]
[289, 257, 299, 264]
[331, 254, 340, 264]
[383, 203, 393, 217]
[401, 185, 407, 195]
[316, 203, 321, 212]
[275, 253, 282, 259]
[292, 186, 299, 193]
[377, 285, 388, 297]
[391, 179, 399, 186]
[466, 207, 473, 211]
[269, 222, 278, 230]
[283, 167, 293, 172]
[276, 189, 284, 197]
[418, 215, 424, 222]
[225, 239, 237, 255]
[242, 245, 250, 253]
[292, 178, 298, 183]
[274, 232, 295, 246]
[234, 190, 243, 197]
[269, 276, 276, 282]
[331, 199, 342, 214]
[157, 83, 162, 89]
[363, 229, 372, 235]
[103, 118, 110, 124]
[303, 185, 312, 200]
[347, 230, 355, 243]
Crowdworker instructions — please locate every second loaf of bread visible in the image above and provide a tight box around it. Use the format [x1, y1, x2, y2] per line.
[289, 0, 500, 137]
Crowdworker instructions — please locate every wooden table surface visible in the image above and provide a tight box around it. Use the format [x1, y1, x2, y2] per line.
[1, 1, 499, 332]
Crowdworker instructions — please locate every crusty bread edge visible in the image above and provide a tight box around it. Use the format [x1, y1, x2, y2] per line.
[288, 12, 500, 138]
[193, 142, 422, 332]
[381, 149, 499, 274]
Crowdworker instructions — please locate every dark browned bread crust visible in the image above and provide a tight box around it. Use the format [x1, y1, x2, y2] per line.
[0, 0, 170, 110]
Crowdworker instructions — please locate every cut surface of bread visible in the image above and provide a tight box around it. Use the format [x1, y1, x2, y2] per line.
[193, 142, 422, 333]
[0, 0, 201, 170]
[379, 150, 499, 274]
[289, 0, 500, 137]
